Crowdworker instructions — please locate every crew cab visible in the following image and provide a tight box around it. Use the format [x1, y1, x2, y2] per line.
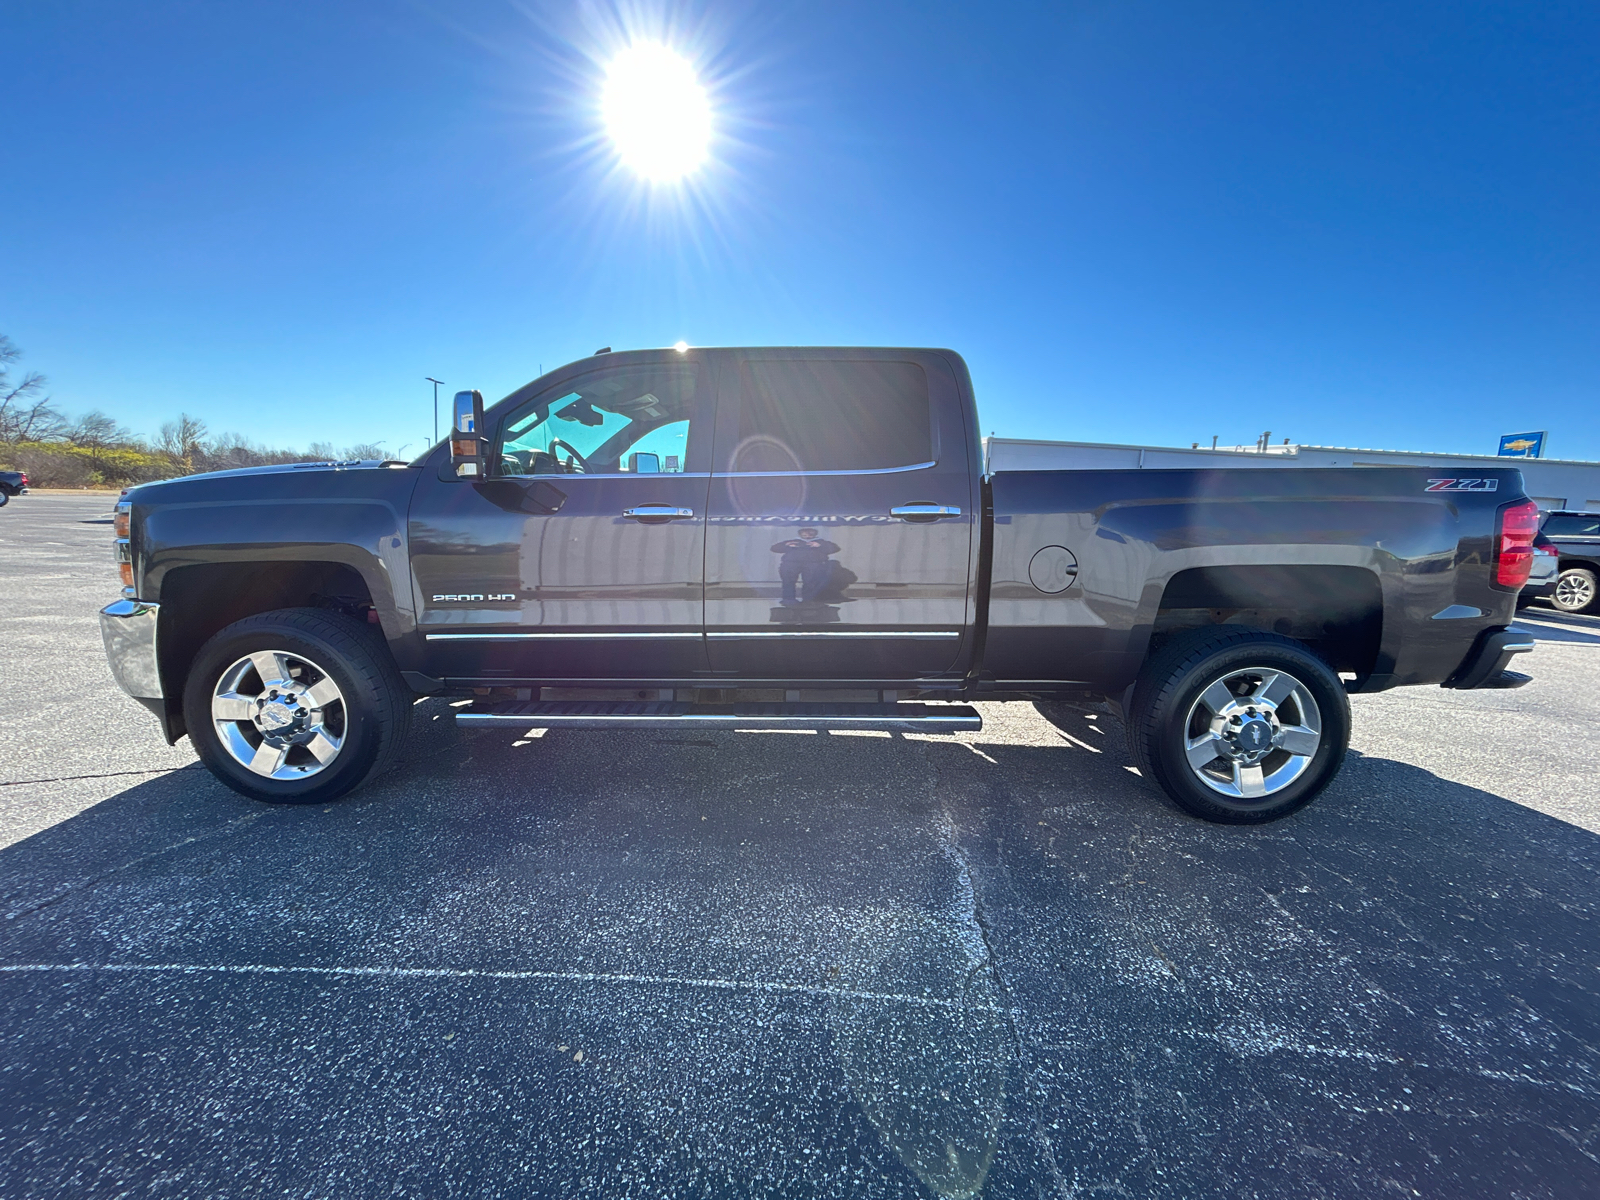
[100, 346, 1538, 823]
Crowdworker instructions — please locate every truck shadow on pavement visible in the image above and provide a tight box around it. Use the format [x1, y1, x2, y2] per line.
[0, 701, 1596, 1199]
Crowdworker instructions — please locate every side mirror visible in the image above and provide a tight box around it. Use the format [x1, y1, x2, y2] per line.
[450, 390, 486, 478]
[628, 452, 660, 473]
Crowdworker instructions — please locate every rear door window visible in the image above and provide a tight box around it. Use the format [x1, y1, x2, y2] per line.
[724, 360, 931, 474]
[1543, 513, 1600, 537]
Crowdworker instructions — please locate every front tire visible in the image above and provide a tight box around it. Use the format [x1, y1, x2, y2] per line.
[1126, 628, 1351, 824]
[183, 608, 411, 804]
[1552, 568, 1597, 614]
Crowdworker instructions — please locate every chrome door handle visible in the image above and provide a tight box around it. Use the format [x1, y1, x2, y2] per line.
[622, 505, 695, 523]
[890, 504, 962, 523]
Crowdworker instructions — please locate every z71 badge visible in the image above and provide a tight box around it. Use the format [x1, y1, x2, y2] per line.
[1425, 478, 1499, 493]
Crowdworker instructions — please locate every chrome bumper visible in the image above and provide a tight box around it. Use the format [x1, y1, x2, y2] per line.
[100, 599, 162, 700]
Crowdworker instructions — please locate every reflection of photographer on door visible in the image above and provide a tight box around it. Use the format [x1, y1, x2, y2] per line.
[771, 528, 839, 606]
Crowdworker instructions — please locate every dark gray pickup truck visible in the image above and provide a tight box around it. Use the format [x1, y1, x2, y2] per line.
[101, 346, 1539, 822]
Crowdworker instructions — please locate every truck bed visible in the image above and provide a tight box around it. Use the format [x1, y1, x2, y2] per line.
[982, 465, 1523, 693]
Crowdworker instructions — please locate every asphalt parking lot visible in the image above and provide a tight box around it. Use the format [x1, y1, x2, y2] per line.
[1, 492, 1597, 1199]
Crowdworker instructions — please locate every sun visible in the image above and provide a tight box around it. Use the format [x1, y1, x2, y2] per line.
[602, 44, 711, 182]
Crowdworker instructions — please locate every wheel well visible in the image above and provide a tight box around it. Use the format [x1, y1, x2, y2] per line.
[1153, 565, 1382, 677]
[156, 561, 375, 740]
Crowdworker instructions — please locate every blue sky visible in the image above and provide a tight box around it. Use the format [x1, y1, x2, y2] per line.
[4, 0, 1597, 460]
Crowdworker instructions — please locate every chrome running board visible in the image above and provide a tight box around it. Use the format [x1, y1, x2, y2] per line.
[454, 701, 981, 733]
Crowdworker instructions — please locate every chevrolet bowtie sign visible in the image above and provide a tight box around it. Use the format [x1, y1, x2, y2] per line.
[1498, 431, 1547, 459]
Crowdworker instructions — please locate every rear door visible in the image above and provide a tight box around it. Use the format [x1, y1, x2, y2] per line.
[702, 350, 976, 681]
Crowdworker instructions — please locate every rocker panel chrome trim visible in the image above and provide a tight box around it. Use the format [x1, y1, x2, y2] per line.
[425, 631, 703, 641]
[456, 702, 981, 732]
[705, 631, 960, 640]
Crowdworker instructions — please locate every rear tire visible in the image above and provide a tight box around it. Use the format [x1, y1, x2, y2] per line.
[1126, 628, 1351, 824]
[1552, 568, 1597, 614]
[183, 608, 411, 804]
[0, 488, 10, 507]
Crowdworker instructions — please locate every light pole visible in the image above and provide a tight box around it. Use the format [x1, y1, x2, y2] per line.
[426, 377, 445, 445]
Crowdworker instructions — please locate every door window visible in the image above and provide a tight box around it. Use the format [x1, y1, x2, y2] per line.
[1542, 513, 1600, 537]
[724, 360, 931, 474]
[496, 362, 699, 476]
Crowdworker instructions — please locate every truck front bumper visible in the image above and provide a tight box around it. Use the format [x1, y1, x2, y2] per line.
[100, 599, 162, 700]
[1442, 626, 1536, 690]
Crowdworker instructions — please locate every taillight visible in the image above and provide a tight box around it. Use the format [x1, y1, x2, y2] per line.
[1494, 499, 1540, 588]
[19, 473, 27, 486]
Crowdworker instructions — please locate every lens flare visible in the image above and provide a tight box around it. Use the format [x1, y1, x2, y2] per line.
[602, 44, 711, 181]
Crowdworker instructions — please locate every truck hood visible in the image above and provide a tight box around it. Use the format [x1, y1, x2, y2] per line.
[129, 459, 403, 492]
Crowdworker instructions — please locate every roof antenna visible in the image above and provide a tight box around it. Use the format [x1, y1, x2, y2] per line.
[594, 346, 611, 355]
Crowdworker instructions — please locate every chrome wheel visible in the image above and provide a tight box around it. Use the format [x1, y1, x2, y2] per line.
[1182, 666, 1322, 801]
[211, 650, 346, 779]
[1554, 570, 1596, 612]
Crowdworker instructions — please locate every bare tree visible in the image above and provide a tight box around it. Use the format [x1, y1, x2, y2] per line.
[0, 335, 64, 443]
[343, 442, 388, 461]
[158, 413, 209, 472]
[2, 399, 67, 443]
[206, 432, 255, 471]
[67, 410, 132, 449]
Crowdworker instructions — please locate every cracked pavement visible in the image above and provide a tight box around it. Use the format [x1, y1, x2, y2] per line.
[1, 493, 1597, 1198]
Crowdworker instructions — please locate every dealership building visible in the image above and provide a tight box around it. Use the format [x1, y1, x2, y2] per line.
[985, 438, 1600, 514]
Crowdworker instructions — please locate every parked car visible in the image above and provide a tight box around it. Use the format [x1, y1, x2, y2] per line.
[0, 469, 27, 506]
[1518, 532, 1560, 607]
[99, 346, 1538, 824]
[1536, 510, 1600, 613]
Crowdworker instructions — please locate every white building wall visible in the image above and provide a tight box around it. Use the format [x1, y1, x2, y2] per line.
[984, 438, 1600, 513]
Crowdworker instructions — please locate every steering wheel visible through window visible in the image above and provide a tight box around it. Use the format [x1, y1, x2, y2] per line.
[547, 438, 589, 474]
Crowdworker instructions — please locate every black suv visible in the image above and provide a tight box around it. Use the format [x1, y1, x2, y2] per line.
[1536, 510, 1600, 613]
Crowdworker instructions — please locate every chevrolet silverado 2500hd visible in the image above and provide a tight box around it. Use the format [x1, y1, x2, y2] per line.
[100, 347, 1538, 823]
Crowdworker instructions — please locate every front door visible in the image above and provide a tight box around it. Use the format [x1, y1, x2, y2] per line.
[409, 353, 712, 683]
[702, 351, 977, 682]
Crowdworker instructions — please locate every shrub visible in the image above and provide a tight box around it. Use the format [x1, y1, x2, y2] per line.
[0, 442, 173, 488]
